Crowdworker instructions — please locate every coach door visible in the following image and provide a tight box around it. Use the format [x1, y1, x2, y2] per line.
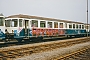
[24, 20, 29, 37]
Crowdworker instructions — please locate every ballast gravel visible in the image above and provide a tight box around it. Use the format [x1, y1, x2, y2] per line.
[15, 41, 90, 60]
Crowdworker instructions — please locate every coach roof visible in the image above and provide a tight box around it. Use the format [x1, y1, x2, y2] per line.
[6, 14, 85, 24]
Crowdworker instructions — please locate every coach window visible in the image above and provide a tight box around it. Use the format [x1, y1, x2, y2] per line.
[0, 17, 3, 26]
[79, 25, 81, 29]
[76, 24, 78, 29]
[73, 24, 75, 29]
[69, 24, 72, 28]
[85, 25, 87, 29]
[5, 20, 11, 27]
[40, 21, 46, 28]
[54, 22, 58, 28]
[82, 25, 84, 29]
[11, 19, 18, 27]
[59, 23, 63, 28]
[19, 19, 22, 27]
[65, 23, 67, 28]
[47, 22, 52, 28]
[31, 20, 38, 27]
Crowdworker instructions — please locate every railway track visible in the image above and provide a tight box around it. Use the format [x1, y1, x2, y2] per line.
[0, 37, 90, 60]
[0, 36, 85, 48]
[55, 47, 90, 60]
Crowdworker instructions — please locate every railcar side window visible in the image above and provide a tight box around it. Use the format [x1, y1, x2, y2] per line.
[40, 21, 46, 28]
[82, 25, 84, 29]
[31, 20, 38, 27]
[54, 22, 58, 28]
[76, 24, 78, 29]
[79, 25, 81, 29]
[47, 22, 52, 28]
[89, 25, 90, 29]
[85, 25, 87, 29]
[69, 24, 72, 28]
[59, 23, 63, 28]
[5, 20, 11, 27]
[11, 19, 18, 27]
[0, 18, 3, 26]
[19, 19, 22, 27]
[73, 24, 75, 29]
[65, 23, 67, 28]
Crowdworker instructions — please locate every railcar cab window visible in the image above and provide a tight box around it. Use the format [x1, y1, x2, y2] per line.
[40, 21, 46, 28]
[31, 20, 38, 27]
[0, 17, 3, 26]
[11, 19, 18, 27]
[54, 22, 58, 28]
[59, 23, 63, 28]
[47, 22, 52, 28]
[19, 19, 22, 27]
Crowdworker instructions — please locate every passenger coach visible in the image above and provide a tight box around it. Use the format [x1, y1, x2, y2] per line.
[0, 14, 90, 42]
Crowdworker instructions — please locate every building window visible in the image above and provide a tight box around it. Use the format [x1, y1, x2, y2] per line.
[40, 21, 46, 28]
[47, 22, 52, 28]
[0, 18, 3, 26]
[59, 23, 63, 28]
[31, 20, 38, 27]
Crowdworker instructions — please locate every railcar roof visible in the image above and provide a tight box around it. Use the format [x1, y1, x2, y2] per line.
[6, 14, 85, 24]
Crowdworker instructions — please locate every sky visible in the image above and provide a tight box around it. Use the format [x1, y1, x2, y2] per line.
[0, 0, 90, 24]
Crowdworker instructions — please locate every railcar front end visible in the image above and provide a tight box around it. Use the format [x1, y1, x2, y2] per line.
[0, 14, 5, 41]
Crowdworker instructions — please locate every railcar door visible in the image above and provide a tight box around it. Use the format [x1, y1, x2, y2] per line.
[24, 20, 29, 37]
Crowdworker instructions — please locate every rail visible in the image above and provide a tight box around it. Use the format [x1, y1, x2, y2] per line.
[0, 37, 90, 60]
[55, 47, 90, 60]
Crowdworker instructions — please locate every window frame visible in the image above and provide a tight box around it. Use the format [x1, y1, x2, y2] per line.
[31, 20, 38, 27]
[76, 24, 78, 29]
[47, 21, 52, 28]
[19, 19, 23, 27]
[5, 19, 11, 27]
[82, 24, 84, 29]
[59, 23, 64, 28]
[40, 21, 46, 28]
[69, 23, 72, 29]
[79, 24, 81, 29]
[0, 17, 4, 26]
[54, 22, 58, 28]
[73, 24, 75, 29]
[11, 19, 18, 27]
